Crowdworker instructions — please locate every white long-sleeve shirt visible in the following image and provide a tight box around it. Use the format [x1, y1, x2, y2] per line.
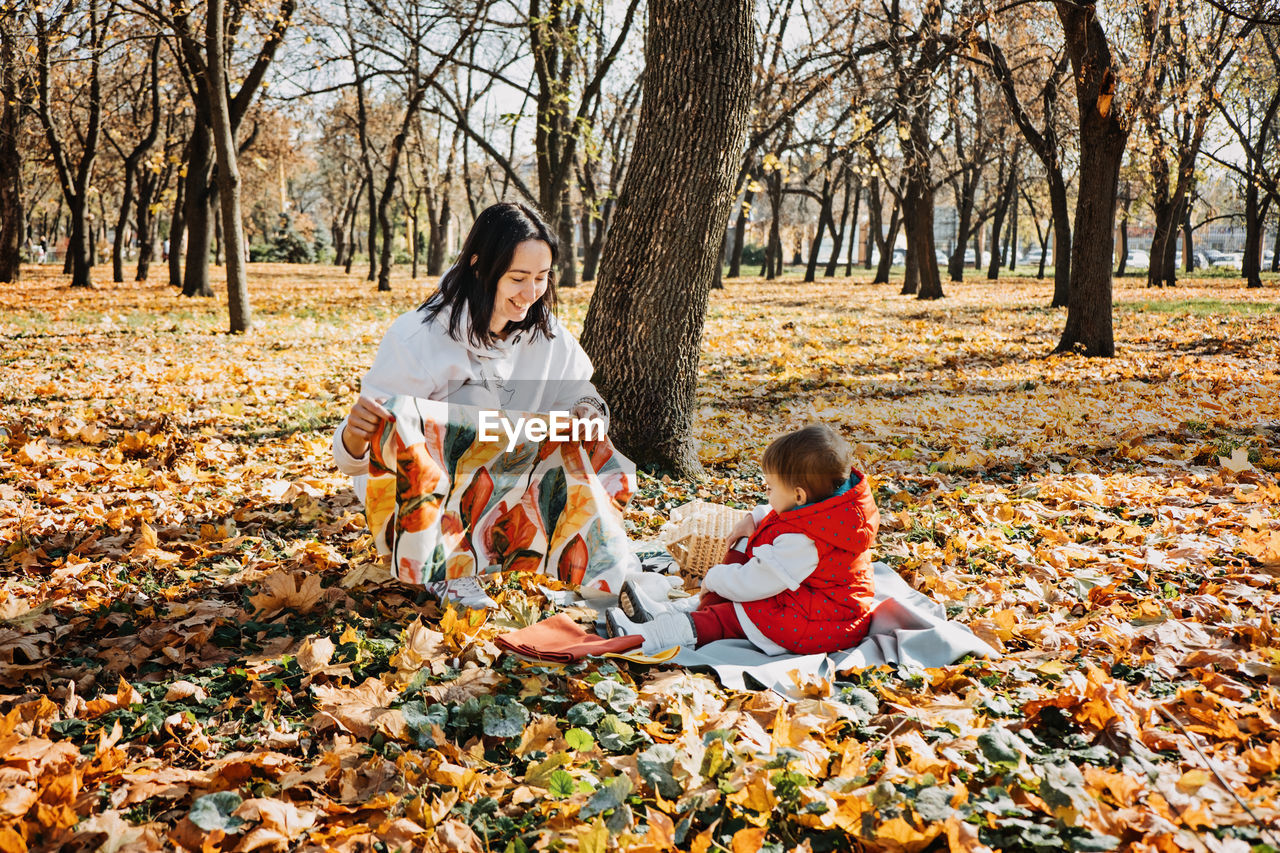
[700, 505, 821, 654]
[332, 304, 606, 485]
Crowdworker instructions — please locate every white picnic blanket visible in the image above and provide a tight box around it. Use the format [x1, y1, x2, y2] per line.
[669, 562, 997, 696]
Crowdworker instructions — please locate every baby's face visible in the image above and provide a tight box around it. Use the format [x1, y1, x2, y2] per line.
[764, 470, 804, 514]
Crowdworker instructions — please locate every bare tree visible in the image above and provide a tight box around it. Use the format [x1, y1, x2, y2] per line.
[35, 0, 117, 289]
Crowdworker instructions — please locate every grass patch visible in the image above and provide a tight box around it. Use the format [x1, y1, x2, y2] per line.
[1124, 298, 1279, 317]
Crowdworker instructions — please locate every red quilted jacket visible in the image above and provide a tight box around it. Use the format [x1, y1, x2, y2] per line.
[730, 469, 879, 654]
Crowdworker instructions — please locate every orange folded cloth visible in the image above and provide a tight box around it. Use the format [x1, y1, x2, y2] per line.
[495, 614, 642, 663]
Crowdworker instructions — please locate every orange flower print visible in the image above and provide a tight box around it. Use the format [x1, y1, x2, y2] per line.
[557, 534, 588, 586]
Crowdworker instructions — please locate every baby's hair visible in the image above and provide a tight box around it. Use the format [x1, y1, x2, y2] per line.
[761, 423, 852, 503]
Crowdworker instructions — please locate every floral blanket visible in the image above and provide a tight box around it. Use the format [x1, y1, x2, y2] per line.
[364, 397, 638, 598]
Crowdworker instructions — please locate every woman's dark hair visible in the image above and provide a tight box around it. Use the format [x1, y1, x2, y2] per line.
[421, 202, 559, 348]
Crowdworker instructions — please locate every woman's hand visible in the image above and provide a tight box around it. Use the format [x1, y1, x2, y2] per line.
[341, 396, 392, 459]
[726, 513, 755, 545]
[571, 400, 605, 423]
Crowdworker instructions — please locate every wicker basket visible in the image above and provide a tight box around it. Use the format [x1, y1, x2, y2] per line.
[659, 501, 749, 591]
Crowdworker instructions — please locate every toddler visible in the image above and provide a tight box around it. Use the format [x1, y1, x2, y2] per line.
[606, 423, 879, 655]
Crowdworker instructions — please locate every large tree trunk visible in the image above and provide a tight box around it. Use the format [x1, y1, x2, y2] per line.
[579, 0, 752, 476]
[906, 178, 943, 299]
[182, 122, 216, 297]
[1055, 1, 1127, 356]
[207, 0, 251, 332]
[1243, 179, 1263, 289]
[0, 15, 21, 284]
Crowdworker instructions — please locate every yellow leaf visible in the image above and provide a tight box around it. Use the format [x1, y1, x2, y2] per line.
[1218, 447, 1254, 473]
[1176, 768, 1211, 793]
[577, 817, 609, 853]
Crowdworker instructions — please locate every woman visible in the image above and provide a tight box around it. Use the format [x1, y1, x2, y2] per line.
[333, 202, 609, 609]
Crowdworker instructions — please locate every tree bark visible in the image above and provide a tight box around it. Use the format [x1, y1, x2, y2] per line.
[168, 162, 185, 286]
[727, 179, 753, 278]
[1054, 1, 1127, 356]
[804, 174, 834, 282]
[0, 13, 22, 283]
[206, 0, 251, 331]
[181, 122, 216, 296]
[579, 0, 752, 475]
[828, 172, 856, 278]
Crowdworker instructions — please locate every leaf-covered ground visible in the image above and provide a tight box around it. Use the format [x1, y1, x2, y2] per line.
[1, 265, 1278, 853]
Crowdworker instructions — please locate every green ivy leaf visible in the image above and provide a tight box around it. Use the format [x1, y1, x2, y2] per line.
[580, 775, 633, 819]
[567, 701, 605, 727]
[913, 785, 953, 822]
[189, 791, 245, 832]
[596, 714, 635, 751]
[565, 727, 595, 751]
[637, 744, 682, 799]
[592, 680, 638, 713]
[548, 769, 576, 798]
[525, 752, 572, 788]
[978, 725, 1025, 767]
[482, 701, 530, 739]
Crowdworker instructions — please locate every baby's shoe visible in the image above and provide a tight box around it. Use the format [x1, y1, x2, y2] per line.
[618, 577, 699, 622]
[605, 608, 696, 655]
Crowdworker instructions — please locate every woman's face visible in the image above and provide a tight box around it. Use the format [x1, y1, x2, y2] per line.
[488, 239, 553, 335]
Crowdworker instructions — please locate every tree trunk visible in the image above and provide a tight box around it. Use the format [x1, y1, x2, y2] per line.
[168, 165, 185, 286]
[1054, 2, 1127, 356]
[804, 174, 833, 283]
[1183, 204, 1196, 273]
[0, 16, 20, 284]
[579, 0, 752, 476]
[727, 182, 752, 278]
[829, 173, 857, 278]
[112, 168, 136, 284]
[906, 178, 943, 299]
[1047, 172, 1071, 307]
[1271, 209, 1280, 273]
[182, 122, 216, 297]
[207, 0, 252, 332]
[901, 230, 918, 295]
[1116, 208, 1128, 276]
[987, 156, 1016, 280]
[1243, 178, 1262, 288]
[556, 186, 578, 288]
[873, 203, 899, 285]
[1007, 193, 1017, 271]
[765, 170, 782, 280]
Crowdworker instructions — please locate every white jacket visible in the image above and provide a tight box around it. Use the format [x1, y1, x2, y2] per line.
[332, 303, 606, 479]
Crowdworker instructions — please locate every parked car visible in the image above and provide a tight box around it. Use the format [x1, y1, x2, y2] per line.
[1213, 252, 1243, 268]
[1174, 251, 1211, 270]
[892, 247, 907, 266]
[1124, 250, 1151, 269]
[1019, 248, 1052, 267]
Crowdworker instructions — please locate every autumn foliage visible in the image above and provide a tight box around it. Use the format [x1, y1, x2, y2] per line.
[1, 265, 1279, 851]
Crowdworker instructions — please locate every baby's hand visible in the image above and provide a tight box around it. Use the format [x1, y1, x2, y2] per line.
[726, 513, 755, 545]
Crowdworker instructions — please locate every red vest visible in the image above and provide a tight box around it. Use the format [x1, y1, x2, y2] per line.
[731, 470, 879, 654]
